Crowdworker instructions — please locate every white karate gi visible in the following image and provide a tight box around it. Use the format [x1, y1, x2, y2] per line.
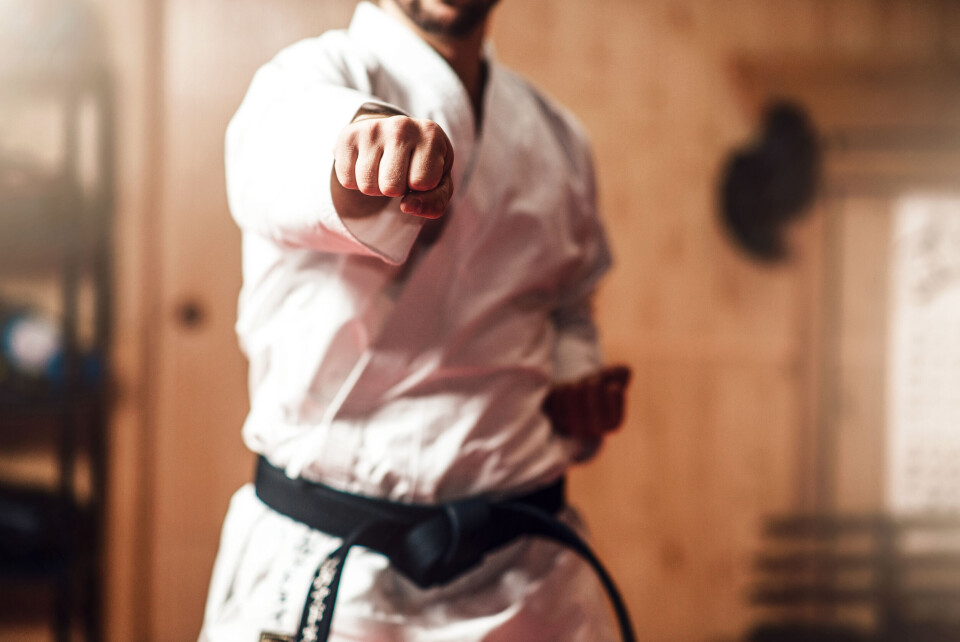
[200, 3, 617, 640]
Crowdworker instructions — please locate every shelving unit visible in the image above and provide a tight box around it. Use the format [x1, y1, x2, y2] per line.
[0, 61, 113, 642]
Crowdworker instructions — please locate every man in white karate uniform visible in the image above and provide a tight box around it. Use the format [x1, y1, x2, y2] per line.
[200, 1, 631, 640]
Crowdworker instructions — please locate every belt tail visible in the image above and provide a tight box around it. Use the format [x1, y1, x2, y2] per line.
[294, 525, 371, 642]
[497, 503, 637, 642]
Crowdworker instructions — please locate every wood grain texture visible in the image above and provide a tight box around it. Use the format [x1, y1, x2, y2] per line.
[80, 1, 960, 641]
[830, 196, 892, 514]
[148, 2, 358, 639]
[493, 1, 957, 640]
[491, 3, 822, 638]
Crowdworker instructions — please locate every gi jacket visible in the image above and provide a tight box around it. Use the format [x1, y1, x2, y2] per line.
[203, 3, 617, 640]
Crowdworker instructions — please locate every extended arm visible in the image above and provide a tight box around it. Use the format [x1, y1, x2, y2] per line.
[226, 40, 453, 264]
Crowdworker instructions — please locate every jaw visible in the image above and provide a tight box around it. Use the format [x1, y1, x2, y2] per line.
[386, 0, 499, 39]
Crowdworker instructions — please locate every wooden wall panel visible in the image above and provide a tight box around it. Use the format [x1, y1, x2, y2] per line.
[92, 1, 960, 641]
[89, 0, 158, 637]
[492, 1, 956, 640]
[494, 2, 820, 638]
[831, 197, 892, 513]
[148, 2, 358, 639]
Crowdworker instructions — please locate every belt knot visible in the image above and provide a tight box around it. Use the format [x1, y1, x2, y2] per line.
[394, 496, 495, 588]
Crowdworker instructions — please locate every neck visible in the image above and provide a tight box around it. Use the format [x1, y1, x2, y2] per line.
[379, 1, 488, 121]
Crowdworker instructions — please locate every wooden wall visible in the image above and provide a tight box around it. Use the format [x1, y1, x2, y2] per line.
[494, 2, 959, 640]
[71, 1, 960, 641]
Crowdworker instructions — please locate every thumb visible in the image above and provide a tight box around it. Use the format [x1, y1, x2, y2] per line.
[400, 172, 454, 219]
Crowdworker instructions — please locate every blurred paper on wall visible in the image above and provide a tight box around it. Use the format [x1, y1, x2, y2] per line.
[888, 195, 960, 515]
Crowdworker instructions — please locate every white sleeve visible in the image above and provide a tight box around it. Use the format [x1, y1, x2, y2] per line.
[551, 138, 612, 382]
[225, 38, 423, 265]
[552, 297, 605, 381]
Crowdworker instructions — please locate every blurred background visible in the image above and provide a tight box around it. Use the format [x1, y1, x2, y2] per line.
[1, 0, 959, 640]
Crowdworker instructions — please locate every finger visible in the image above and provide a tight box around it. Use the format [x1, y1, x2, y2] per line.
[546, 384, 574, 436]
[378, 139, 413, 198]
[401, 172, 453, 219]
[354, 135, 384, 197]
[602, 365, 632, 388]
[565, 384, 596, 441]
[543, 385, 561, 417]
[566, 371, 603, 440]
[558, 387, 581, 438]
[420, 172, 455, 217]
[601, 380, 626, 433]
[602, 365, 630, 432]
[582, 379, 606, 440]
[408, 124, 450, 192]
[440, 135, 454, 178]
[333, 135, 360, 191]
[572, 437, 603, 463]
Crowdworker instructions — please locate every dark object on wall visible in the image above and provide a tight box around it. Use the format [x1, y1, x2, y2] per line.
[720, 101, 822, 262]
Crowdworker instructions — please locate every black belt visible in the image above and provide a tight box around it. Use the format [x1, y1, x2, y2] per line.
[254, 456, 636, 642]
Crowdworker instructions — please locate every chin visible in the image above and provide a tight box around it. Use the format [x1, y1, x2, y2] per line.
[398, 0, 499, 38]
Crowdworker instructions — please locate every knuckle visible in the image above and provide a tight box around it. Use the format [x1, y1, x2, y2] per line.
[408, 175, 437, 192]
[423, 140, 444, 164]
[420, 119, 442, 139]
[440, 175, 454, 196]
[336, 168, 357, 190]
[384, 117, 415, 145]
[382, 185, 405, 198]
[409, 162, 443, 191]
[417, 120, 446, 149]
[334, 139, 358, 163]
[422, 128, 445, 153]
[356, 170, 380, 195]
[359, 120, 382, 145]
[380, 175, 406, 197]
[396, 116, 418, 134]
[339, 120, 361, 139]
[333, 152, 356, 181]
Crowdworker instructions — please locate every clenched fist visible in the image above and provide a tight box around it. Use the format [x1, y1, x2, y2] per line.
[333, 114, 455, 219]
[543, 365, 632, 450]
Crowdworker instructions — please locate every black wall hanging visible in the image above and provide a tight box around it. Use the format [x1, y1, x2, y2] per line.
[719, 101, 822, 263]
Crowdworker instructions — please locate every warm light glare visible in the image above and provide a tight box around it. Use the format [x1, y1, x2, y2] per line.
[887, 195, 960, 514]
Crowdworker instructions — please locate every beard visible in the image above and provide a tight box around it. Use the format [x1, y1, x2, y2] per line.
[397, 0, 500, 38]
